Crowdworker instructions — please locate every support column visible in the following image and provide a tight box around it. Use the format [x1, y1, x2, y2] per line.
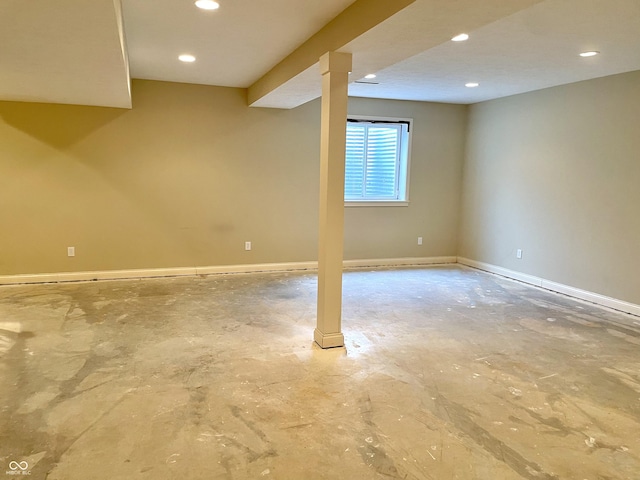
[314, 51, 352, 349]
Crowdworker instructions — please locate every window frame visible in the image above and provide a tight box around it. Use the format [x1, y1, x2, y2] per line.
[344, 115, 413, 207]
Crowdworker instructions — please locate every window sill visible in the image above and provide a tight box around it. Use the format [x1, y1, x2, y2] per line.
[345, 201, 409, 207]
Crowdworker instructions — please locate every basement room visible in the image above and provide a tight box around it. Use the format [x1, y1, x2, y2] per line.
[1, 0, 639, 478]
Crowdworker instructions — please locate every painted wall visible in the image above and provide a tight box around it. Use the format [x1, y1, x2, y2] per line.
[0, 80, 466, 276]
[459, 71, 640, 305]
[346, 97, 466, 260]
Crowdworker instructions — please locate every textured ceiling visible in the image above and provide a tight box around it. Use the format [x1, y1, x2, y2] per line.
[1, 0, 639, 109]
[348, 0, 640, 104]
[252, 0, 547, 108]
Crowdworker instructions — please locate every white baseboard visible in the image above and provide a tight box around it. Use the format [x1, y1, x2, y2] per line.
[5, 256, 635, 318]
[344, 256, 457, 269]
[457, 257, 640, 318]
[0, 257, 457, 286]
[195, 262, 318, 276]
[457, 258, 543, 287]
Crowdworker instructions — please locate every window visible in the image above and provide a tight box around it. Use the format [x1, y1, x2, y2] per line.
[345, 116, 411, 205]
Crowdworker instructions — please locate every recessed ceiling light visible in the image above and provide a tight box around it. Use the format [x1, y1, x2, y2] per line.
[465, 82, 479, 88]
[452, 33, 469, 42]
[195, 0, 219, 10]
[579, 51, 599, 57]
[179, 54, 196, 63]
[364, 74, 377, 79]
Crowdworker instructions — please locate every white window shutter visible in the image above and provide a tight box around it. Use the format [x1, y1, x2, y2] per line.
[345, 122, 402, 201]
[345, 124, 366, 199]
[365, 126, 400, 199]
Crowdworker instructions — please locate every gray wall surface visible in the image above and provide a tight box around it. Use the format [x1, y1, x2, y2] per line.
[459, 71, 640, 305]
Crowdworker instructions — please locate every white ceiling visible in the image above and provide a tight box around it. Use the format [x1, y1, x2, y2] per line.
[0, 0, 131, 108]
[348, 0, 640, 104]
[122, 0, 358, 88]
[1, 0, 639, 109]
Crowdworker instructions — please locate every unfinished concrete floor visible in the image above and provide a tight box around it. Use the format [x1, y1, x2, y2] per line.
[1, 265, 639, 479]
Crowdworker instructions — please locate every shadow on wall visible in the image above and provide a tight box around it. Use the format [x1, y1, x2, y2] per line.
[0, 100, 126, 149]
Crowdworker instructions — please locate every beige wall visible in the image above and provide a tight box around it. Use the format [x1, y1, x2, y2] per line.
[0, 80, 466, 276]
[3, 71, 638, 306]
[346, 97, 467, 260]
[459, 71, 640, 305]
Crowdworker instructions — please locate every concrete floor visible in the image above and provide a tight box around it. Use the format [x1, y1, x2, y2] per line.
[1, 265, 639, 479]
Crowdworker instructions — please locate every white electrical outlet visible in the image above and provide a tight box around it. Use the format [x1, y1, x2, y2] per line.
[245, 241, 252, 251]
[417, 237, 423, 246]
[516, 249, 523, 259]
[67, 246, 75, 257]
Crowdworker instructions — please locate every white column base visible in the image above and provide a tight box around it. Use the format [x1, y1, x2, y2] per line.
[314, 329, 345, 349]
